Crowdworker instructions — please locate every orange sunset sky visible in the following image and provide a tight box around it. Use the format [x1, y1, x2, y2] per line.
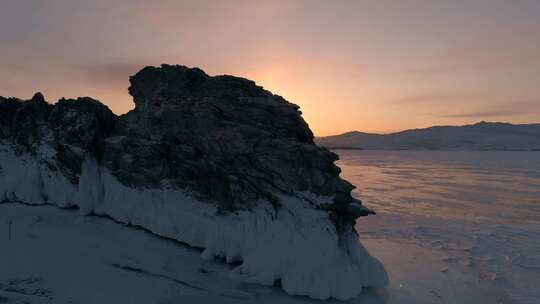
[1, 0, 540, 136]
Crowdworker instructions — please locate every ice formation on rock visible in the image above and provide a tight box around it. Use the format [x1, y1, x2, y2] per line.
[0, 65, 388, 300]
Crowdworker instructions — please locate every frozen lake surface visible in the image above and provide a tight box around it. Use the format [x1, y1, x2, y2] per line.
[338, 150, 540, 304]
[1, 150, 538, 303]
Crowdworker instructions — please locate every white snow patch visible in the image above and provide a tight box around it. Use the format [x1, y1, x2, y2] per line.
[0, 143, 388, 300]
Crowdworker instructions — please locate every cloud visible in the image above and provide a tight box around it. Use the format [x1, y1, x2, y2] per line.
[388, 93, 461, 104]
[437, 98, 540, 118]
[440, 110, 528, 118]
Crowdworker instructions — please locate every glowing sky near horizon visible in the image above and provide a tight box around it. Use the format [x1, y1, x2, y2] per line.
[1, 0, 540, 136]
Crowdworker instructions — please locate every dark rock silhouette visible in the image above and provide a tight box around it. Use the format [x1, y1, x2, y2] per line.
[0, 64, 373, 229]
[0, 65, 387, 300]
[0, 93, 117, 183]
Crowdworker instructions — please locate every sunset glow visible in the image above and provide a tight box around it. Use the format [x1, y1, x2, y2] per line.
[1, 0, 539, 136]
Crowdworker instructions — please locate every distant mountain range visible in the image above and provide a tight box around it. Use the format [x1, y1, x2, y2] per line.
[315, 122, 540, 151]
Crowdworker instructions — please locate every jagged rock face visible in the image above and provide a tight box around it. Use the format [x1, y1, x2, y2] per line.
[0, 65, 386, 301]
[48, 97, 117, 183]
[0, 93, 51, 153]
[0, 94, 117, 183]
[0, 64, 370, 221]
[103, 65, 357, 213]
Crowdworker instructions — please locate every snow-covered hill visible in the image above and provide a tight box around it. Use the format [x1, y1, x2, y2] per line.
[316, 122, 540, 150]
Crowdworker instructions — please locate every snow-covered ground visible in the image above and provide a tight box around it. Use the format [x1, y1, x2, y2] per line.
[2, 149, 538, 303]
[0, 143, 387, 301]
[0, 203, 507, 304]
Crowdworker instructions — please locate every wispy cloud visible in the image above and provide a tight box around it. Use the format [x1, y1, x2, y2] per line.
[437, 98, 540, 118]
[389, 93, 461, 104]
[440, 110, 527, 118]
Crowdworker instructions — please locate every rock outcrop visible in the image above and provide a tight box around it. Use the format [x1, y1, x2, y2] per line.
[2, 65, 373, 224]
[0, 64, 387, 300]
[0, 93, 117, 183]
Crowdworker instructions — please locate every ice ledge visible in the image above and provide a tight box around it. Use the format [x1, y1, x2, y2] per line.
[0, 145, 388, 300]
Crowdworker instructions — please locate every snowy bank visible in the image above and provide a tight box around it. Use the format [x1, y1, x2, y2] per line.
[0, 143, 388, 300]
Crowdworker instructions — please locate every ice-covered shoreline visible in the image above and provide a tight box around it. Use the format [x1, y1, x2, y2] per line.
[1, 202, 512, 304]
[0, 143, 388, 300]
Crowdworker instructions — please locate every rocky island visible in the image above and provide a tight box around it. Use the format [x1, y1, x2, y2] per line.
[0, 64, 388, 300]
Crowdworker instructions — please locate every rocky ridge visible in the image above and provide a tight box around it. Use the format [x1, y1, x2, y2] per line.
[0, 64, 373, 228]
[0, 65, 387, 301]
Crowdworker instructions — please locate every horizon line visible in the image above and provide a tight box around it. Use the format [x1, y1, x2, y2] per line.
[315, 120, 540, 137]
